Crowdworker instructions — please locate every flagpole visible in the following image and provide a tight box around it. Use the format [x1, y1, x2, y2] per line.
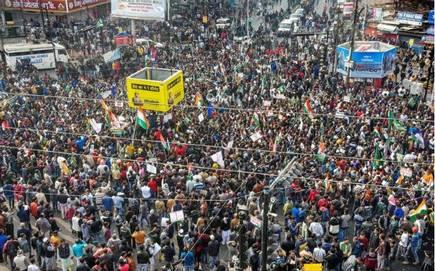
[131, 118, 137, 146]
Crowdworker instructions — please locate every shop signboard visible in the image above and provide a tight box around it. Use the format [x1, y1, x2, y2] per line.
[3, 0, 108, 12]
[342, 2, 354, 17]
[396, 11, 423, 26]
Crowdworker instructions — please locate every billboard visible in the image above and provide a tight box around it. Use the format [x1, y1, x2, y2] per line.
[111, 0, 165, 20]
[126, 69, 184, 112]
[429, 10, 434, 25]
[382, 48, 396, 77]
[351, 51, 383, 78]
[368, 8, 383, 22]
[336, 46, 396, 78]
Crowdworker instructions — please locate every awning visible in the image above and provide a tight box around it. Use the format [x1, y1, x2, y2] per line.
[103, 48, 121, 63]
[377, 23, 398, 33]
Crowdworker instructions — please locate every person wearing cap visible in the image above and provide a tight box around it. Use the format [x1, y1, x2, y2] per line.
[404, 226, 422, 265]
[207, 234, 220, 269]
[13, 249, 29, 271]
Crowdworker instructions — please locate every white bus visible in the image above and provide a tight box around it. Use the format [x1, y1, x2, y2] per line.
[3, 42, 69, 71]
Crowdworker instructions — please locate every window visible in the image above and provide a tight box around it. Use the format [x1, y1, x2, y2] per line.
[57, 49, 67, 55]
[7, 49, 53, 56]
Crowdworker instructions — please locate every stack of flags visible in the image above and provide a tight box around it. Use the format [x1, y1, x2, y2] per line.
[100, 100, 122, 135]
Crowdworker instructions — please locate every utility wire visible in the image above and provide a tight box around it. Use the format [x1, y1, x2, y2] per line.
[6, 92, 434, 123]
[0, 145, 430, 192]
[0, 145, 278, 177]
[2, 117, 433, 166]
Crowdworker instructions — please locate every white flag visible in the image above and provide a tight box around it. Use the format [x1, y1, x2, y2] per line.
[146, 164, 157, 174]
[88, 118, 102, 134]
[224, 140, 234, 150]
[198, 113, 204, 123]
[250, 132, 262, 142]
[211, 151, 225, 168]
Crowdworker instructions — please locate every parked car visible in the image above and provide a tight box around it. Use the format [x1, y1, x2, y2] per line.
[277, 19, 299, 36]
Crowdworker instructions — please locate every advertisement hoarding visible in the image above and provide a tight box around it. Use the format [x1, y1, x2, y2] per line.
[111, 0, 166, 20]
[126, 69, 184, 112]
[351, 51, 383, 78]
[336, 46, 396, 78]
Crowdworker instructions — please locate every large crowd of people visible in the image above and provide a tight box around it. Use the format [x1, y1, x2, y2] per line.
[0, 0, 433, 271]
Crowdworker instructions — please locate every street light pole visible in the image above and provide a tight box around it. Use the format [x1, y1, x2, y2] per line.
[0, 2, 6, 79]
[260, 188, 269, 271]
[345, 0, 359, 87]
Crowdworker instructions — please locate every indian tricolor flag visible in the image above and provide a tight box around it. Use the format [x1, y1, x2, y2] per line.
[1, 120, 10, 131]
[409, 199, 428, 222]
[194, 93, 203, 107]
[136, 109, 150, 130]
[304, 99, 315, 119]
[107, 111, 121, 128]
[159, 134, 170, 151]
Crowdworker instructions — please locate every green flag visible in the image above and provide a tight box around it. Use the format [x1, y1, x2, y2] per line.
[388, 110, 407, 132]
[373, 143, 383, 169]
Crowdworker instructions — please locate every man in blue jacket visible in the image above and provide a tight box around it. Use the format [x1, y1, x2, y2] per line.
[2, 183, 14, 209]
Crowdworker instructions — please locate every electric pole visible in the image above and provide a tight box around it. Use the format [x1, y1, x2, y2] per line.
[238, 219, 248, 270]
[260, 187, 269, 271]
[260, 157, 298, 271]
[345, 0, 359, 87]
